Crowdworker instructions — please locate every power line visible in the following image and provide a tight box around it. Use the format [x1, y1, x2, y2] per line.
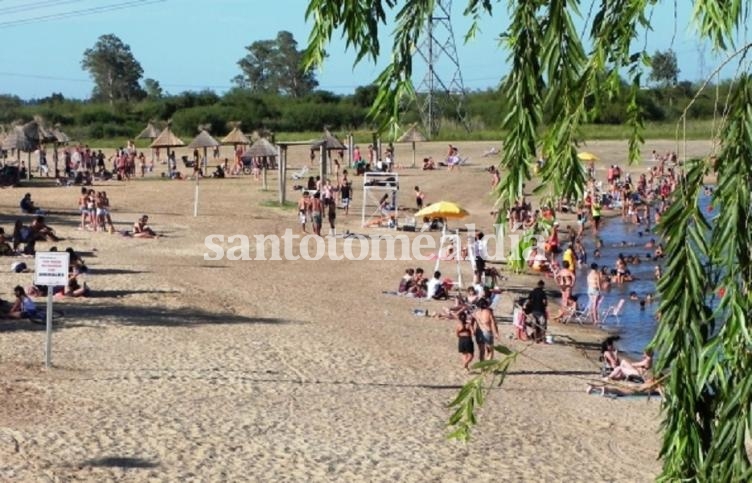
[0, 69, 507, 93]
[0, 0, 88, 16]
[0, 0, 165, 29]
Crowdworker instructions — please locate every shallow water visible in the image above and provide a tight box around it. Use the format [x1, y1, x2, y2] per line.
[570, 191, 712, 354]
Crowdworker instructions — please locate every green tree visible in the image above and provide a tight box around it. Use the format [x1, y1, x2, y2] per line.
[305, 1, 752, 481]
[81, 34, 145, 105]
[649, 49, 681, 87]
[235, 31, 318, 97]
[143, 78, 163, 100]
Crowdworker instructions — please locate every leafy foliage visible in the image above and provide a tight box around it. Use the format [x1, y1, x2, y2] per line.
[304, 1, 752, 480]
[81, 34, 145, 105]
[236, 31, 318, 97]
[649, 49, 681, 87]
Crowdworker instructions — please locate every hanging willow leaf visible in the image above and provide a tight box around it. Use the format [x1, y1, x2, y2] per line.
[304, 3, 752, 479]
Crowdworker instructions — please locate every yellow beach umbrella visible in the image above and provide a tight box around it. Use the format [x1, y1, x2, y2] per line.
[577, 151, 599, 161]
[415, 201, 469, 220]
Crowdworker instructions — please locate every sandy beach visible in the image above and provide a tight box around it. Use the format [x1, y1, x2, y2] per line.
[0, 139, 715, 481]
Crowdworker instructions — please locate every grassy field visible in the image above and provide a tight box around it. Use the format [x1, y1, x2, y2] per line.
[79, 119, 719, 149]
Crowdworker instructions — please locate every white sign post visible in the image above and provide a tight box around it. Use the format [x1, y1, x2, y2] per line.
[34, 252, 69, 369]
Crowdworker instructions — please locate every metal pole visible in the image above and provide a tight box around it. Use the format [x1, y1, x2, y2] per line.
[44, 290, 53, 368]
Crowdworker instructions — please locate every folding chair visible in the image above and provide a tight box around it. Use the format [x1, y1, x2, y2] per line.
[601, 299, 625, 325]
[291, 166, 309, 180]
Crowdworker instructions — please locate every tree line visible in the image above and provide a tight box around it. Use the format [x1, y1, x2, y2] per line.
[0, 33, 725, 140]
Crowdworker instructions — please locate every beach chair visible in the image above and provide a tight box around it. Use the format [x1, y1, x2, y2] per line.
[601, 299, 625, 325]
[291, 165, 309, 180]
[482, 147, 500, 157]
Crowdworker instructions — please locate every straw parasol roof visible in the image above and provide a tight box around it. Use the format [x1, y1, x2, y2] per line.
[242, 137, 278, 158]
[51, 127, 70, 144]
[312, 128, 346, 151]
[397, 123, 427, 143]
[221, 126, 251, 146]
[137, 122, 161, 140]
[2, 125, 35, 152]
[2, 120, 56, 152]
[188, 129, 220, 149]
[151, 124, 185, 148]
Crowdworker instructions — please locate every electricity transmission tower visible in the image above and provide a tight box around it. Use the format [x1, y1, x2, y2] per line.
[413, 0, 469, 138]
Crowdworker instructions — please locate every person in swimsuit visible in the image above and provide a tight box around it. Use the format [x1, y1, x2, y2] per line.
[473, 297, 499, 361]
[607, 349, 653, 381]
[133, 215, 159, 238]
[298, 192, 310, 233]
[587, 263, 603, 324]
[455, 311, 476, 370]
[414, 186, 425, 210]
[555, 260, 576, 304]
[310, 192, 324, 237]
[340, 180, 351, 216]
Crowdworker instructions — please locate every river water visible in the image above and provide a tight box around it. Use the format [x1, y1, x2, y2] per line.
[570, 190, 712, 354]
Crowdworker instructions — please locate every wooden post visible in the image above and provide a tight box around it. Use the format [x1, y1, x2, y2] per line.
[278, 145, 286, 204]
[347, 133, 353, 168]
[262, 159, 268, 190]
[320, 145, 326, 182]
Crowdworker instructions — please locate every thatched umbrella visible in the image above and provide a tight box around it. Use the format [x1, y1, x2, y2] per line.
[136, 122, 161, 140]
[3, 119, 56, 179]
[242, 137, 278, 158]
[187, 129, 220, 217]
[150, 123, 184, 175]
[221, 125, 251, 149]
[242, 137, 279, 190]
[312, 128, 346, 180]
[137, 122, 161, 162]
[397, 123, 427, 168]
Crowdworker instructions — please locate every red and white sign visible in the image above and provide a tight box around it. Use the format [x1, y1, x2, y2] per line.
[34, 252, 69, 286]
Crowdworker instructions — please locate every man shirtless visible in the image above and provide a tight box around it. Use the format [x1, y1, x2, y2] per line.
[310, 192, 324, 237]
[298, 192, 310, 233]
[474, 298, 499, 361]
[555, 260, 576, 309]
[587, 263, 603, 324]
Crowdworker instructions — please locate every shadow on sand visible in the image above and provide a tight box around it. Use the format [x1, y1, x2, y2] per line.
[82, 456, 159, 469]
[0, 303, 294, 332]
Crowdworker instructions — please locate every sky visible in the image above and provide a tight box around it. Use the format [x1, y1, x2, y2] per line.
[0, 0, 743, 101]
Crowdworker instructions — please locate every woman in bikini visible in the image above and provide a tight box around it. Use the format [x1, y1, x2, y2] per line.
[455, 311, 476, 370]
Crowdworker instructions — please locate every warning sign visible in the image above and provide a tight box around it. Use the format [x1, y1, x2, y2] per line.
[34, 252, 69, 286]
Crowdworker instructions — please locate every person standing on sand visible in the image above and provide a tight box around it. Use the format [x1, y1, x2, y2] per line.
[310, 192, 324, 237]
[414, 186, 425, 211]
[525, 280, 548, 343]
[587, 263, 603, 324]
[298, 192, 310, 233]
[456, 311, 476, 370]
[474, 298, 499, 361]
[555, 260, 576, 305]
[326, 198, 337, 236]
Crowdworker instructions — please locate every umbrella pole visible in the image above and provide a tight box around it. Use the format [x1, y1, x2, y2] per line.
[412, 141, 416, 168]
[262, 159, 268, 191]
[203, 147, 208, 175]
[27, 151, 31, 180]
